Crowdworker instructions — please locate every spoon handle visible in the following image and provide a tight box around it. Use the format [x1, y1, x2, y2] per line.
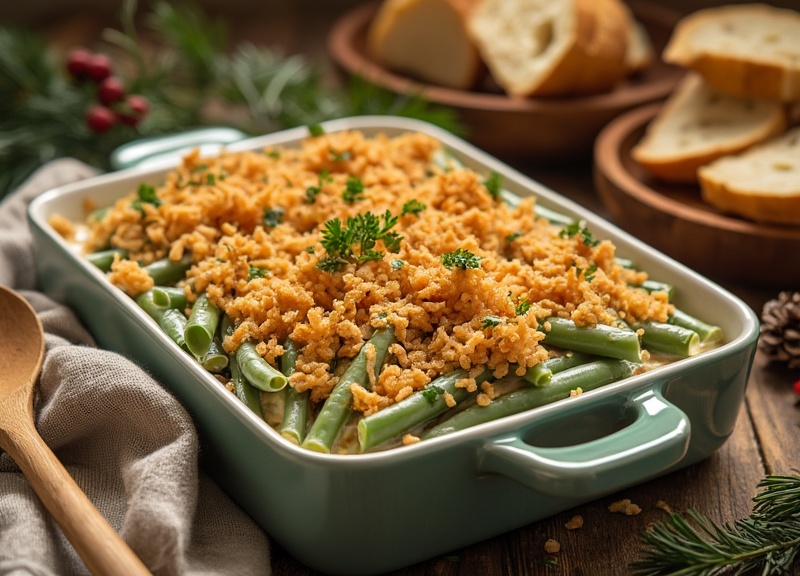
[0, 399, 151, 576]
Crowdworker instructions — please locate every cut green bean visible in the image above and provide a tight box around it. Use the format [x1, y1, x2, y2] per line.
[539, 317, 641, 363]
[423, 359, 639, 440]
[136, 289, 188, 348]
[143, 254, 192, 285]
[302, 327, 396, 453]
[669, 309, 723, 344]
[236, 340, 288, 393]
[200, 339, 229, 373]
[524, 351, 594, 385]
[278, 339, 309, 445]
[634, 321, 700, 358]
[87, 248, 128, 271]
[152, 286, 187, 309]
[184, 292, 221, 357]
[358, 367, 491, 452]
[229, 355, 261, 416]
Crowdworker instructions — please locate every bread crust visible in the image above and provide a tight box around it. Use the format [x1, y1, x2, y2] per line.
[367, 0, 483, 90]
[663, 4, 800, 102]
[467, 0, 630, 97]
[632, 74, 787, 183]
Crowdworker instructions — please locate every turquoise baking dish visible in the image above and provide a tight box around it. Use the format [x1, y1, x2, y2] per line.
[28, 116, 759, 575]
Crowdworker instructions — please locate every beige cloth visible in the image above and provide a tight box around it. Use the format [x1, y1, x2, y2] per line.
[0, 160, 272, 575]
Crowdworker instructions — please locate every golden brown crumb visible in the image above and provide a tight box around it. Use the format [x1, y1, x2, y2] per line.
[656, 500, 672, 514]
[443, 391, 456, 408]
[402, 434, 421, 445]
[49, 213, 76, 241]
[476, 393, 491, 406]
[544, 539, 561, 554]
[609, 499, 642, 515]
[569, 387, 583, 397]
[564, 515, 584, 530]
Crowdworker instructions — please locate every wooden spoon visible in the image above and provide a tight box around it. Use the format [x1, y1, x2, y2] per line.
[0, 285, 151, 575]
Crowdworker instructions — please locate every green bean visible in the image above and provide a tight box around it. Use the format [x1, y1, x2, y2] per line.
[639, 280, 674, 300]
[236, 341, 288, 393]
[302, 327, 396, 454]
[524, 351, 594, 386]
[136, 289, 188, 348]
[87, 248, 128, 271]
[669, 309, 723, 344]
[152, 286, 187, 309]
[184, 292, 221, 357]
[358, 367, 491, 452]
[229, 355, 261, 416]
[634, 321, 700, 358]
[278, 339, 309, 445]
[423, 359, 639, 440]
[200, 338, 229, 373]
[539, 317, 641, 362]
[143, 254, 192, 285]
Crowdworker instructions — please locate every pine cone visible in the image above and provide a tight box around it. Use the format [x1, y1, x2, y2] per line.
[760, 291, 800, 368]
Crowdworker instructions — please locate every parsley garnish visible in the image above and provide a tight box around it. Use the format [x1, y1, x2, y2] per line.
[442, 248, 481, 270]
[265, 149, 281, 159]
[482, 315, 503, 329]
[401, 199, 427, 216]
[263, 207, 284, 228]
[515, 299, 531, 316]
[248, 266, 268, 280]
[483, 171, 503, 200]
[505, 232, 522, 243]
[308, 123, 325, 137]
[306, 169, 332, 204]
[342, 176, 365, 203]
[132, 183, 161, 212]
[316, 210, 403, 272]
[559, 222, 599, 247]
[583, 263, 598, 282]
[329, 148, 352, 162]
[391, 259, 405, 270]
[206, 173, 216, 185]
[421, 385, 445, 403]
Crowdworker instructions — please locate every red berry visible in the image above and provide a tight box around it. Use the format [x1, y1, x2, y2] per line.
[86, 53, 113, 82]
[85, 105, 116, 133]
[66, 48, 92, 79]
[117, 94, 150, 127]
[794, 379, 800, 395]
[98, 76, 126, 105]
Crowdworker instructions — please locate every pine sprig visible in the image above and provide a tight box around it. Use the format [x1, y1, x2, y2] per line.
[631, 475, 800, 575]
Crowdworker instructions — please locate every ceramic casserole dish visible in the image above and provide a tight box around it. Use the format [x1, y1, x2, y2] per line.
[28, 116, 759, 575]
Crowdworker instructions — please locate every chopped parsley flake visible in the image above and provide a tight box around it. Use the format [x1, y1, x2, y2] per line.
[559, 222, 599, 247]
[442, 248, 481, 270]
[263, 207, 284, 228]
[401, 199, 427, 216]
[329, 148, 352, 162]
[482, 315, 503, 329]
[306, 169, 332, 204]
[515, 299, 531, 316]
[132, 183, 161, 212]
[308, 123, 325, 137]
[483, 171, 503, 200]
[342, 176, 365, 203]
[391, 259, 405, 270]
[421, 385, 445, 403]
[248, 266, 269, 280]
[505, 232, 522, 243]
[583, 263, 598, 282]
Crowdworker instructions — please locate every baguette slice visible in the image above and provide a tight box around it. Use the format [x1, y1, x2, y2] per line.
[699, 127, 800, 225]
[367, 0, 483, 90]
[466, 0, 630, 97]
[631, 74, 787, 183]
[663, 4, 800, 102]
[626, 19, 654, 75]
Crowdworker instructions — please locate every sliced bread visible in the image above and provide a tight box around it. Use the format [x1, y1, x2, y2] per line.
[626, 19, 654, 75]
[699, 126, 800, 225]
[367, 0, 483, 90]
[466, 0, 630, 97]
[663, 4, 800, 102]
[631, 73, 787, 183]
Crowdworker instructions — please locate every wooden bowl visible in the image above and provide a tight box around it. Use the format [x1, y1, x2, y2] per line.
[327, 1, 685, 163]
[594, 103, 800, 289]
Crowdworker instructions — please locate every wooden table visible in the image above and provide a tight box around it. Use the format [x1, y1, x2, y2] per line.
[20, 2, 800, 574]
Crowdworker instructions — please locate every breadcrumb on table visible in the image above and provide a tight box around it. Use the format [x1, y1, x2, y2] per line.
[608, 498, 642, 515]
[564, 515, 584, 530]
[544, 539, 561, 554]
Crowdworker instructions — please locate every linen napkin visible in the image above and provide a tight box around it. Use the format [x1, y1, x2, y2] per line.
[0, 160, 272, 576]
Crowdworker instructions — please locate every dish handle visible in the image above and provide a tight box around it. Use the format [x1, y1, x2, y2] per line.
[478, 388, 690, 498]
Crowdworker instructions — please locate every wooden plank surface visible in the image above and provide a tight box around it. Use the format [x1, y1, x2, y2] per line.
[17, 2, 800, 574]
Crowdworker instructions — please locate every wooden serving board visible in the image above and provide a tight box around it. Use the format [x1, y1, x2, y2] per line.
[594, 103, 800, 289]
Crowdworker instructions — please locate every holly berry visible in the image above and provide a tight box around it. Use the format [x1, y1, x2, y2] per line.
[117, 94, 150, 127]
[66, 48, 92, 80]
[98, 76, 126, 105]
[86, 53, 113, 82]
[85, 105, 116, 133]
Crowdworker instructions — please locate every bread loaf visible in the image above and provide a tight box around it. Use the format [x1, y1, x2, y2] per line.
[626, 19, 654, 75]
[631, 73, 787, 183]
[663, 4, 800, 102]
[466, 0, 630, 97]
[698, 127, 800, 225]
[367, 0, 482, 90]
